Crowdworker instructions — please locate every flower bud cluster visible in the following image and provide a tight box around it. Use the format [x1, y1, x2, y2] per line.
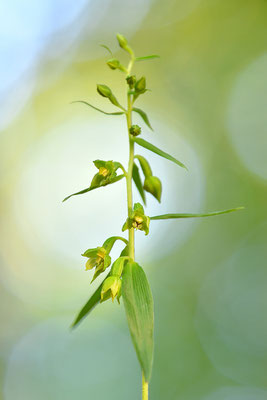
[129, 125, 141, 137]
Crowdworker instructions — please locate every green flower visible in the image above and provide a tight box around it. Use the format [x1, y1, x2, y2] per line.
[122, 203, 150, 235]
[90, 160, 120, 188]
[101, 276, 122, 303]
[82, 247, 111, 282]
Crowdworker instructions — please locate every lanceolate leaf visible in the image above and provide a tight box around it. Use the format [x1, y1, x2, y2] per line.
[150, 207, 245, 220]
[63, 174, 125, 202]
[122, 262, 154, 382]
[135, 55, 160, 62]
[134, 137, 187, 170]
[132, 163, 146, 205]
[63, 186, 94, 202]
[71, 101, 124, 116]
[132, 107, 153, 130]
[71, 274, 109, 329]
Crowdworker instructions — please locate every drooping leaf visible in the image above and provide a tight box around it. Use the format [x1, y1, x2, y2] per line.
[99, 44, 113, 57]
[71, 274, 110, 329]
[150, 207, 245, 220]
[122, 261, 154, 382]
[134, 137, 187, 170]
[132, 163, 146, 205]
[71, 101, 124, 116]
[134, 155, 153, 178]
[135, 55, 160, 62]
[62, 174, 125, 202]
[144, 176, 162, 203]
[132, 107, 153, 130]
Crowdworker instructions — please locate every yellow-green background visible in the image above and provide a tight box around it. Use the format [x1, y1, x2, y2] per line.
[1, 0, 267, 399]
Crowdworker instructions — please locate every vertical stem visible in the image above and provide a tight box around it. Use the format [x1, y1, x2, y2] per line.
[125, 55, 149, 400]
[142, 373, 148, 400]
[126, 92, 135, 260]
[126, 55, 135, 262]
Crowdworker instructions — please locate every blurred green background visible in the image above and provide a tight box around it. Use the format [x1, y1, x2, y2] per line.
[1, 0, 267, 399]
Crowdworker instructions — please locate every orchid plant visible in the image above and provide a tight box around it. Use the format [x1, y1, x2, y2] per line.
[63, 33, 243, 400]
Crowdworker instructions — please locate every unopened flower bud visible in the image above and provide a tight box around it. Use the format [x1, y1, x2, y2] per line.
[116, 33, 128, 49]
[144, 176, 162, 203]
[135, 77, 146, 93]
[97, 85, 121, 108]
[126, 75, 136, 89]
[107, 58, 120, 70]
[116, 33, 133, 56]
[130, 125, 141, 137]
[107, 59, 127, 72]
[97, 84, 112, 98]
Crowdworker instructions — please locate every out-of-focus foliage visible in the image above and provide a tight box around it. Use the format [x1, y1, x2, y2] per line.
[0, 0, 267, 399]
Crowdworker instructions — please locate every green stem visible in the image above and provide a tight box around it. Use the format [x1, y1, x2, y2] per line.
[142, 373, 148, 400]
[126, 92, 135, 260]
[126, 55, 135, 261]
[125, 54, 149, 400]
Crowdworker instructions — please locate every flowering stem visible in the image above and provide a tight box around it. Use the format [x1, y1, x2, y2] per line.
[126, 58, 135, 261]
[125, 56, 148, 399]
[126, 108, 135, 260]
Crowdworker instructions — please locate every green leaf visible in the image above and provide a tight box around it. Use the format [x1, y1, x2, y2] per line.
[134, 137, 187, 170]
[71, 101, 124, 116]
[71, 274, 109, 329]
[99, 44, 113, 57]
[132, 107, 153, 130]
[120, 245, 129, 257]
[135, 55, 160, 62]
[150, 207, 245, 220]
[132, 163, 146, 205]
[63, 186, 94, 202]
[122, 261, 154, 382]
[134, 155, 153, 178]
[62, 174, 125, 202]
